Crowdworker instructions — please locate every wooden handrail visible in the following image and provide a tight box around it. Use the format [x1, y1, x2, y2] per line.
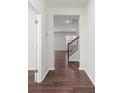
[68, 36, 79, 45]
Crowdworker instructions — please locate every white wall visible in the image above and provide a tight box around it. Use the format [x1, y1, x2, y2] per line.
[28, 7, 37, 70]
[54, 32, 75, 50]
[80, 0, 95, 85]
[28, 0, 95, 84]
[48, 8, 84, 70]
[28, 0, 49, 82]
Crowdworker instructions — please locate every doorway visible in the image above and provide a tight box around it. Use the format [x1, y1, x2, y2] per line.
[53, 15, 80, 69]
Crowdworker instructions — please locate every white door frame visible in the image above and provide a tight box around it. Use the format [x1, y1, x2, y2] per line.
[35, 15, 42, 83]
[28, 2, 42, 83]
[48, 8, 84, 70]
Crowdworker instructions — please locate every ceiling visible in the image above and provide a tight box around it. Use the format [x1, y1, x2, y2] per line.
[47, 0, 87, 8]
[54, 15, 79, 33]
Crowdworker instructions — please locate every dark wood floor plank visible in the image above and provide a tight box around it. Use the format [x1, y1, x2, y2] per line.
[28, 51, 95, 93]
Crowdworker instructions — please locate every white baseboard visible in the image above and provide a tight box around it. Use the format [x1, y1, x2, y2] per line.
[79, 68, 95, 86]
[79, 67, 85, 70]
[49, 67, 55, 70]
[41, 68, 49, 82]
[36, 67, 49, 83]
[85, 69, 95, 86]
[28, 67, 36, 70]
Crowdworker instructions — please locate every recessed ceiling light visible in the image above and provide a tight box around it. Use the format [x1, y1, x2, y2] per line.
[66, 20, 70, 24]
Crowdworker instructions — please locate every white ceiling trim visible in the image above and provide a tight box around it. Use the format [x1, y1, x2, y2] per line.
[47, 0, 87, 8]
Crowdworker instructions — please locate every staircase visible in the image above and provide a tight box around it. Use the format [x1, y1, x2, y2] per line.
[68, 36, 80, 69]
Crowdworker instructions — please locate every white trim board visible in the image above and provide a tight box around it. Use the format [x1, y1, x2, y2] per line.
[41, 68, 49, 82]
[85, 69, 95, 86]
[79, 67, 95, 86]
[28, 68, 36, 71]
[36, 15, 42, 83]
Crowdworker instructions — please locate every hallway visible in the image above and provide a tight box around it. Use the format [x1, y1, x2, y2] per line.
[28, 51, 95, 93]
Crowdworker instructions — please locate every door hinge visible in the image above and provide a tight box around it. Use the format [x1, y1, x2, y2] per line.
[35, 20, 38, 24]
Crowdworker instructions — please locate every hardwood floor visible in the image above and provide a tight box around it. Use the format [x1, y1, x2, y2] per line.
[28, 51, 95, 93]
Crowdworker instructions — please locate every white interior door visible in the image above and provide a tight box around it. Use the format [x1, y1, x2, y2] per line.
[28, 7, 37, 70]
[28, 2, 42, 83]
